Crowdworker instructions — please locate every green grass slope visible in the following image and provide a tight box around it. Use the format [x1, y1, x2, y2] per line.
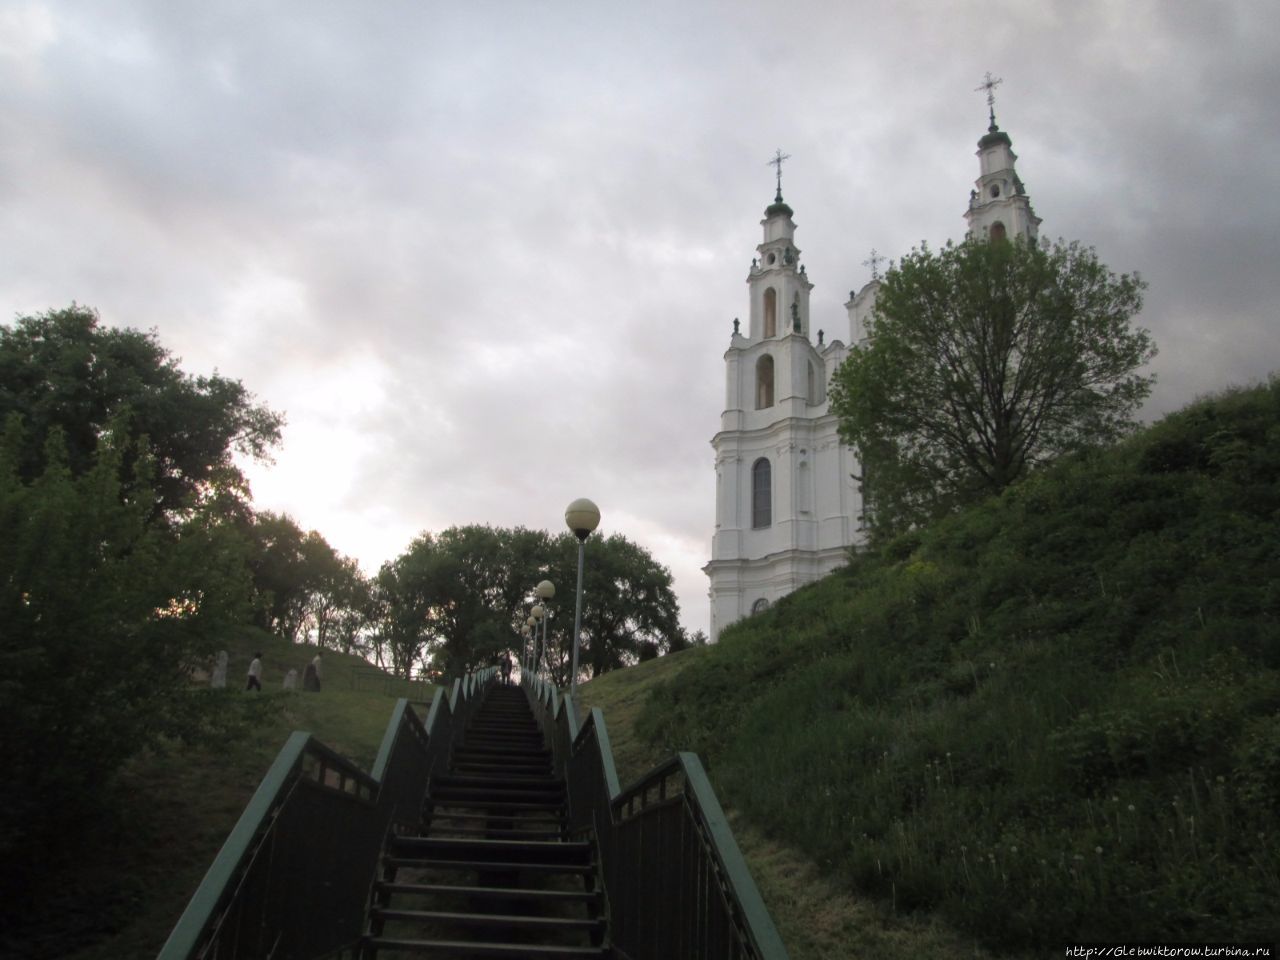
[638, 382, 1280, 950]
[578, 653, 1033, 960]
[15, 631, 431, 960]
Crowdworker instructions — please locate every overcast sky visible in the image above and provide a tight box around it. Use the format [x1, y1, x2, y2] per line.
[3, 0, 1278, 637]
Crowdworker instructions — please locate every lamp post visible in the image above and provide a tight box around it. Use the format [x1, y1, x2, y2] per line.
[520, 624, 532, 674]
[531, 603, 544, 675]
[535, 579, 554, 685]
[564, 498, 600, 698]
[525, 615, 538, 674]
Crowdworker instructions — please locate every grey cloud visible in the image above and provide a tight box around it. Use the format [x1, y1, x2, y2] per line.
[3, 0, 1279, 635]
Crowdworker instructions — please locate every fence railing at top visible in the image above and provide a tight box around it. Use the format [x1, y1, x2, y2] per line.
[348, 666, 435, 699]
[523, 672, 789, 960]
[158, 666, 497, 960]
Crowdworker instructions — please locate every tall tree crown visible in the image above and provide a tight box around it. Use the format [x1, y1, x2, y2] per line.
[0, 305, 283, 517]
[830, 238, 1155, 537]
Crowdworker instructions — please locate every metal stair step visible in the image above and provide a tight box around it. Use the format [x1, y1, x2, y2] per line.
[430, 789, 565, 806]
[383, 856, 596, 876]
[422, 814, 563, 829]
[460, 743, 545, 753]
[448, 768, 552, 783]
[453, 745, 550, 758]
[391, 836, 591, 865]
[373, 907, 604, 932]
[364, 936, 608, 958]
[423, 825, 563, 840]
[435, 773, 562, 789]
[423, 801, 565, 816]
[376, 881, 600, 905]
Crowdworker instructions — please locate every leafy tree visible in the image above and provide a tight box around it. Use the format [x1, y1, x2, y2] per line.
[308, 549, 372, 654]
[0, 305, 283, 519]
[246, 510, 311, 639]
[374, 526, 544, 678]
[372, 532, 444, 678]
[829, 238, 1155, 538]
[374, 525, 687, 682]
[0, 418, 250, 907]
[541, 532, 685, 683]
[244, 510, 370, 647]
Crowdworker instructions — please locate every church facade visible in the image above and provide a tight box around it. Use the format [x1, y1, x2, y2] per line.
[704, 101, 1039, 642]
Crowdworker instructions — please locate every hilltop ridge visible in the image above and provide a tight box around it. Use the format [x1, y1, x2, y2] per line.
[638, 380, 1280, 948]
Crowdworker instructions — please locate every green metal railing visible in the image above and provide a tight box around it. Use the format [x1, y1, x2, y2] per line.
[523, 673, 788, 960]
[158, 667, 496, 960]
[347, 667, 435, 699]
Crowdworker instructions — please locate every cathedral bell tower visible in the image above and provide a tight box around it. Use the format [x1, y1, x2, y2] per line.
[964, 73, 1041, 244]
[704, 152, 859, 642]
[704, 81, 1045, 642]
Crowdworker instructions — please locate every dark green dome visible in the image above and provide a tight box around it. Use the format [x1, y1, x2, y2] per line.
[979, 125, 1012, 150]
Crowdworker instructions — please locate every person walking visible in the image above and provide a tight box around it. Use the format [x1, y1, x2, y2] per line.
[501, 652, 513, 685]
[303, 652, 322, 692]
[246, 652, 263, 692]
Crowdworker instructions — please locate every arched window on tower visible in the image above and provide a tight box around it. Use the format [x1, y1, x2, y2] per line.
[989, 221, 1007, 243]
[807, 361, 817, 405]
[755, 354, 774, 409]
[763, 288, 777, 338]
[751, 458, 772, 529]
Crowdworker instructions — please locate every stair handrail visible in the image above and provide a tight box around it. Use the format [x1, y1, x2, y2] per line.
[522, 672, 789, 960]
[158, 665, 497, 960]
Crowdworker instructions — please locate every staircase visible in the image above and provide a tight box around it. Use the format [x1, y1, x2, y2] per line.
[362, 683, 610, 958]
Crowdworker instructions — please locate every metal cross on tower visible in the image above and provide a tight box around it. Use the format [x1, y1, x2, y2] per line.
[862, 247, 885, 281]
[767, 148, 791, 201]
[976, 71, 1003, 129]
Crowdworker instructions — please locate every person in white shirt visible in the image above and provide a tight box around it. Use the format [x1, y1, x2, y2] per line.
[246, 653, 263, 692]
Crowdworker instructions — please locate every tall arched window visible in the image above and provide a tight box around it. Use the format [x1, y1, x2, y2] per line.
[755, 354, 774, 409]
[752, 458, 772, 528]
[807, 361, 817, 405]
[989, 221, 1007, 243]
[763, 288, 777, 338]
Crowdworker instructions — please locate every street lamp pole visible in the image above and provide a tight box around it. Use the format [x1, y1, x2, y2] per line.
[535, 579, 555, 684]
[564, 498, 601, 699]
[531, 603, 544, 676]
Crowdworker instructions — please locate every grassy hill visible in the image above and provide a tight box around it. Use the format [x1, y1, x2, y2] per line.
[577, 652, 1032, 960]
[635, 381, 1280, 950]
[16, 630, 431, 960]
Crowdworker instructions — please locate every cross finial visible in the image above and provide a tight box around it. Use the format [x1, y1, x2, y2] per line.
[862, 248, 886, 281]
[976, 72, 1003, 130]
[767, 148, 791, 202]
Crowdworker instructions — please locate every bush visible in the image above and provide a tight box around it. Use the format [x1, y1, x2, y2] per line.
[0, 419, 250, 918]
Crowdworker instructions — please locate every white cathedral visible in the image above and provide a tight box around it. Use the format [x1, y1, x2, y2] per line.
[705, 90, 1041, 641]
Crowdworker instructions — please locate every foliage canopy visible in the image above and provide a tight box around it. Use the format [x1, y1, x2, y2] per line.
[373, 524, 687, 681]
[0, 305, 283, 518]
[245, 510, 371, 651]
[830, 238, 1155, 537]
[0, 419, 251, 904]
